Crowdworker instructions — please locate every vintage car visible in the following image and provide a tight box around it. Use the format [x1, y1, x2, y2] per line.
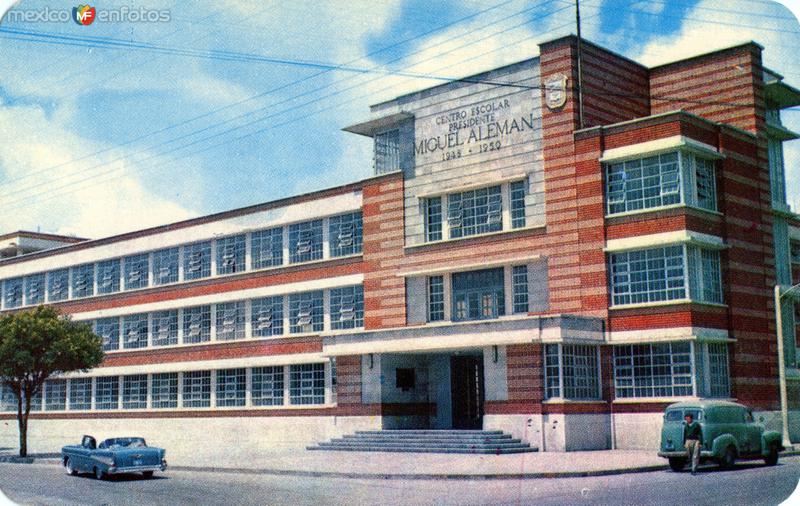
[61, 435, 167, 479]
[658, 400, 784, 472]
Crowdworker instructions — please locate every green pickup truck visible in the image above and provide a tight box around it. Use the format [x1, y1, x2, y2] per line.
[658, 400, 784, 472]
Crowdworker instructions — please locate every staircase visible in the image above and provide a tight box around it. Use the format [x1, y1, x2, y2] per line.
[307, 429, 537, 454]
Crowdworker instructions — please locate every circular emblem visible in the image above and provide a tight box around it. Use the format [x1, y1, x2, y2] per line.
[545, 73, 568, 110]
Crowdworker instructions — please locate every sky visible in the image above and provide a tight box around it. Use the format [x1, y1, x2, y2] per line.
[0, 0, 798, 239]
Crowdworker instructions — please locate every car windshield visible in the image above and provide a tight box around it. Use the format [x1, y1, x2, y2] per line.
[665, 408, 703, 422]
[101, 437, 147, 449]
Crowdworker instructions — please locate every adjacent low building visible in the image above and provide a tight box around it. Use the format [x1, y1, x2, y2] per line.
[1, 36, 799, 458]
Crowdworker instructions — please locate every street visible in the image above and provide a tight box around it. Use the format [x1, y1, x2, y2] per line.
[1, 458, 800, 506]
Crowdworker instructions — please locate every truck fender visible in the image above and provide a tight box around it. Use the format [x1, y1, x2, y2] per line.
[711, 434, 738, 459]
[761, 431, 784, 454]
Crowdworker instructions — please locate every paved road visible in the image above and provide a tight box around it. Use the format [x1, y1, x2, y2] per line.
[1, 458, 799, 506]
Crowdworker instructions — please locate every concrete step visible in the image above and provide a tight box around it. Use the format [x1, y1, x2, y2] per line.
[308, 429, 536, 454]
[337, 437, 519, 445]
[307, 445, 536, 454]
[355, 430, 504, 435]
[342, 433, 513, 440]
[320, 440, 526, 449]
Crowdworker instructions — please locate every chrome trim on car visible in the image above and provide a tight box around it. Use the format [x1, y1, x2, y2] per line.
[107, 464, 166, 474]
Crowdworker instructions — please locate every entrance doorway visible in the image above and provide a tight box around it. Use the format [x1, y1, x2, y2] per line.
[450, 355, 484, 429]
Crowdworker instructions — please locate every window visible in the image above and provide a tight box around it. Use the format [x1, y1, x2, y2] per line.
[695, 342, 730, 398]
[47, 269, 69, 302]
[68, 378, 92, 410]
[289, 363, 325, 405]
[251, 296, 284, 337]
[3, 277, 22, 308]
[151, 373, 178, 409]
[609, 246, 685, 305]
[510, 180, 527, 229]
[427, 275, 445, 322]
[122, 314, 148, 349]
[768, 138, 787, 206]
[544, 344, 600, 400]
[374, 129, 400, 174]
[152, 247, 179, 285]
[71, 264, 94, 299]
[452, 267, 505, 321]
[45, 379, 66, 411]
[216, 301, 245, 341]
[97, 259, 120, 294]
[288, 291, 324, 333]
[512, 265, 529, 314]
[329, 285, 364, 330]
[691, 249, 723, 303]
[184, 242, 211, 280]
[606, 152, 681, 214]
[24, 274, 45, 305]
[289, 220, 323, 263]
[251, 366, 284, 406]
[614, 342, 693, 398]
[122, 374, 147, 409]
[26, 389, 42, 411]
[329, 212, 363, 257]
[183, 306, 211, 344]
[693, 157, 717, 211]
[448, 186, 503, 239]
[182, 371, 211, 408]
[95, 376, 119, 410]
[216, 368, 246, 407]
[251, 227, 283, 269]
[425, 197, 443, 242]
[0, 384, 15, 412]
[95, 317, 120, 351]
[124, 253, 149, 290]
[791, 240, 800, 264]
[152, 310, 178, 346]
[217, 235, 246, 275]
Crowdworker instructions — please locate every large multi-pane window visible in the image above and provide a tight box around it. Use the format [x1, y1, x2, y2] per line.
[71, 264, 94, 299]
[151, 373, 178, 408]
[692, 156, 717, 211]
[95, 376, 119, 410]
[122, 374, 147, 409]
[452, 268, 505, 321]
[216, 368, 246, 407]
[183, 306, 211, 344]
[512, 265, 529, 314]
[47, 269, 69, 302]
[544, 344, 601, 399]
[251, 227, 283, 269]
[688, 249, 723, 304]
[289, 291, 324, 333]
[0, 384, 15, 411]
[251, 296, 284, 337]
[427, 275, 445, 322]
[184, 242, 211, 280]
[45, 379, 66, 411]
[289, 363, 325, 405]
[122, 314, 148, 349]
[124, 253, 149, 290]
[329, 285, 364, 330]
[152, 310, 178, 346]
[182, 371, 211, 408]
[3, 277, 23, 308]
[95, 317, 120, 351]
[510, 180, 527, 229]
[217, 235, 246, 275]
[448, 186, 503, 239]
[289, 220, 323, 263]
[425, 197, 443, 242]
[694, 342, 731, 398]
[374, 129, 400, 174]
[216, 301, 245, 341]
[614, 343, 693, 398]
[68, 378, 92, 410]
[251, 366, 284, 406]
[26, 389, 42, 411]
[152, 247, 179, 285]
[23, 274, 45, 305]
[97, 259, 120, 294]
[329, 212, 363, 257]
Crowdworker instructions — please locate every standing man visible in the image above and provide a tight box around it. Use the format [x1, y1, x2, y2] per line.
[684, 412, 702, 475]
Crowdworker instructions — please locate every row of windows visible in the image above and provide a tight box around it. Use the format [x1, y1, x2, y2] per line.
[0, 363, 327, 412]
[84, 286, 364, 351]
[0, 212, 363, 310]
[423, 181, 528, 242]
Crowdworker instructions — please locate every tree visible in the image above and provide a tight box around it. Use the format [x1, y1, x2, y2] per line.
[0, 306, 103, 457]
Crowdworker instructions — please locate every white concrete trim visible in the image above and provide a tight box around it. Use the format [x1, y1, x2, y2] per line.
[604, 230, 725, 252]
[609, 299, 728, 310]
[415, 173, 530, 198]
[612, 396, 700, 404]
[607, 326, 731, 344]
[405, 225, 546, 251]
[396, 254, 542, 277]
[600, 135, 723, 164]
[606, 203, 724, 220]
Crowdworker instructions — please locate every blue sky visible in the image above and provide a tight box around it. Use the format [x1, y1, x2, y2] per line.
[0, 0, 798, 238]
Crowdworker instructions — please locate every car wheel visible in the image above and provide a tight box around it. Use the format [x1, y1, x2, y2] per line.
[94, 467, 105, 480]
[764, 443, 779, 466]
[719, 446, 737, 470]
[64, 458, 77, 476]
[142, 471, 154, 478]
[668, 457, 687, 472]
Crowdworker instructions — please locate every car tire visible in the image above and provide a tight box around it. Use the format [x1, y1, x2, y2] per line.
[719, 446, 737, 470]
[142, 471, 154, 478]
[764, 443, 779, 466]
[94, 467, 105, 480]
[64, 458, 77, 476]
[668, 457, 687, 472]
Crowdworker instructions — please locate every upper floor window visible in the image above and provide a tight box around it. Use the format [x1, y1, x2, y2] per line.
[329, 285, 364, 330]
[184, 242, 211, 280]
[152, 247, 179, 285]
[289, 220, 323, 264]
[791, 240, 800, 264]
[329, 212, 363, 257]
[216, 301, 245, 341]
[510, 180, 527, 229]
[72, 264, 94, 299]
[122, 314, 148, 349]
[288, 290, 323, 333]
[183, 305, 211, 344]
[512, 265, 529, 314]
[217, 235, 246, 275]
[95, 317, 120, 351]
[24, 274, 45, 306]
[97, 259, 120, 295]
[449, 186, 503, 239]
[152, 310, 178, 347]
[3, 277, 22, 309]
[374, 129, 400, 174]
[424, 197, 443, 242]
[47, 269, 69, 302]
[251, 227, 283, 269]
[124, 253, 149, 290]
[452, 267, 505, 321]
[427, 275, 445, 322]
[251, 296, 284, 337]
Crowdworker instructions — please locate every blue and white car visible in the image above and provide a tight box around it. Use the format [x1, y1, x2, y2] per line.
[62, 435, 167, 479]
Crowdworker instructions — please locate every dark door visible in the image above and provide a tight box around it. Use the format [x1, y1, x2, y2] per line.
[450, 355, 484, 429]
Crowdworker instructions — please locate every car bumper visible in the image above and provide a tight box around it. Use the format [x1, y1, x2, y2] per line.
[107, 462, 167, 474]
[658, 450, 714, 459]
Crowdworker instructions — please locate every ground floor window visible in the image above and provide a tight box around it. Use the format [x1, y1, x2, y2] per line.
[544, 344, 601, 400]
[289, 363, 325, 405]
[694, 342, 731, 398]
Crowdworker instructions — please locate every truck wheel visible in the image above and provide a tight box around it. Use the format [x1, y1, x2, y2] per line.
[719, 446, 737, 470]
[94, 467, 105, 480]
[142, 471, 154, 478]
[668, 457, 687, 472]
[764, 443, 779, 466]
[64, 458, 77, 476]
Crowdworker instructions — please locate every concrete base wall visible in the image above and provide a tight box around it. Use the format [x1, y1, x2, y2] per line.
[612, 412, 663, 450]
[483, 414, 543, 450]
[565, 414, 611, 451]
